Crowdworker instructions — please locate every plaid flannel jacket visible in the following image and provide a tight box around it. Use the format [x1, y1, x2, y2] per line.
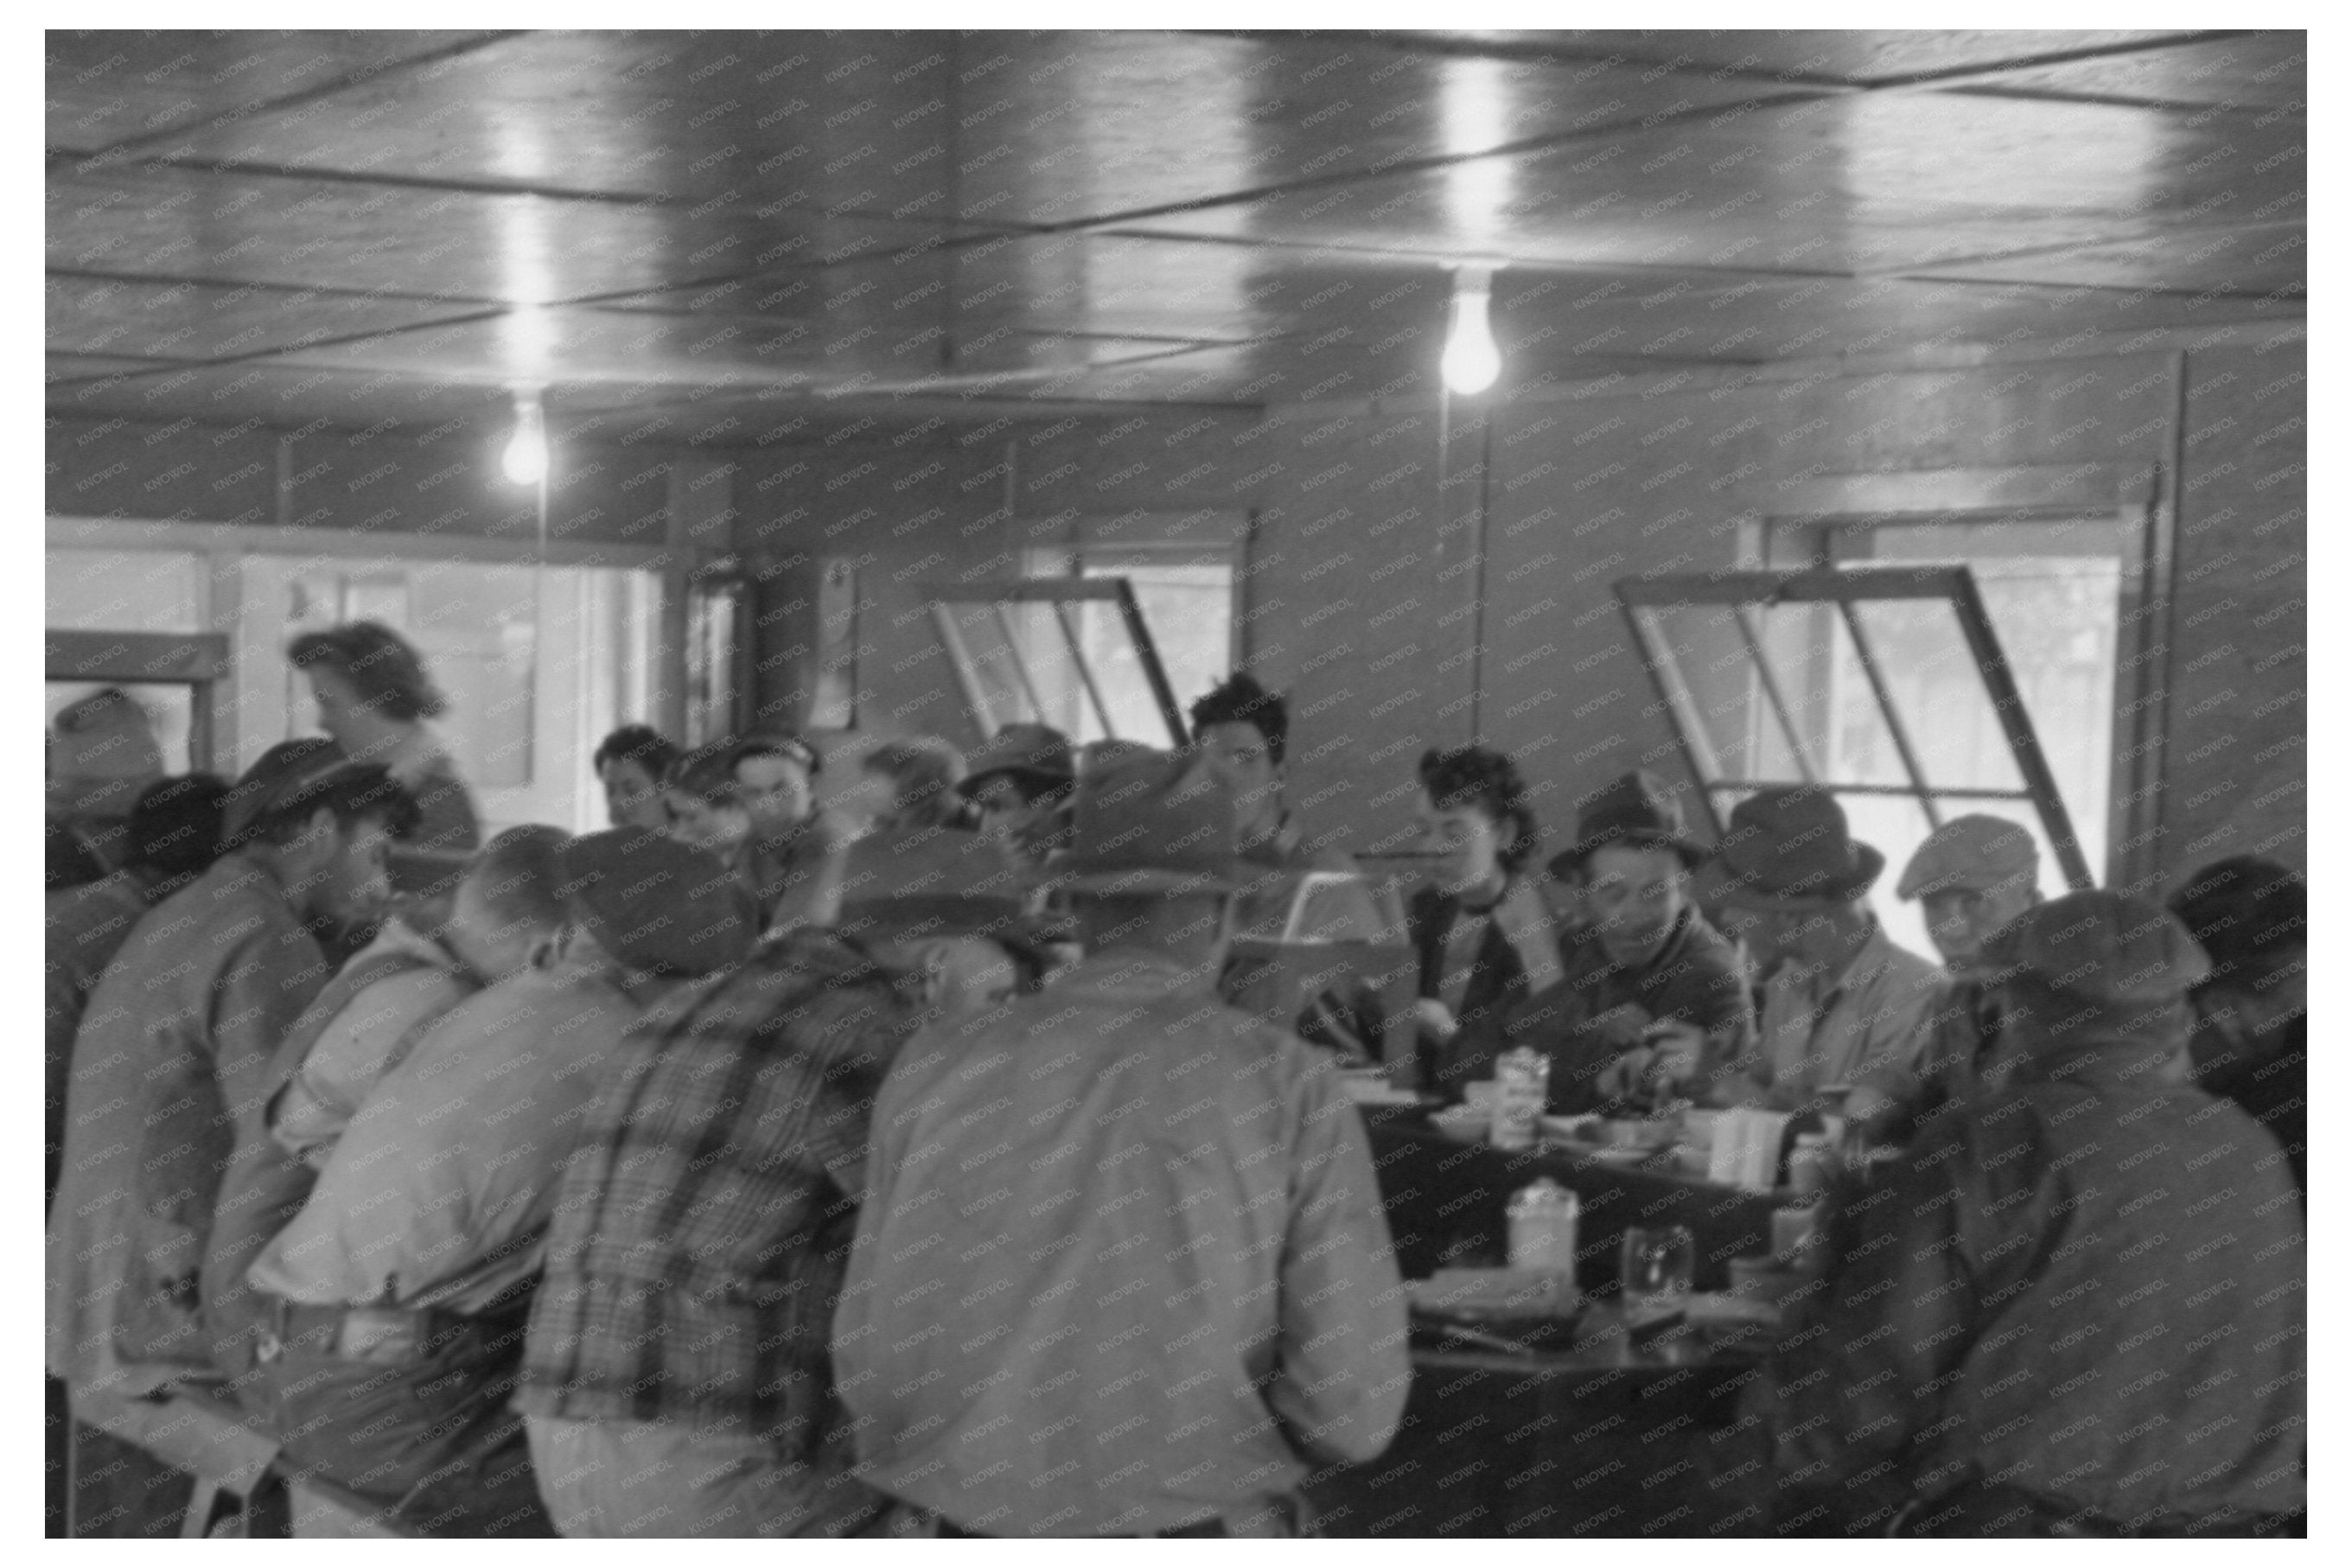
[513, 929, 920, 1448]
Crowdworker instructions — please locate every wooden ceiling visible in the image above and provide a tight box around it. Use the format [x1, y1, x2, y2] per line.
[47, 29, 2305, 445]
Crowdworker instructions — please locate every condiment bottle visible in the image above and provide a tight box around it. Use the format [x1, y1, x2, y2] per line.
[1491, 1046, 1547, 1151]
[1788, 1132, 1834, 1199]
[1507, 1176, 1580, 1283]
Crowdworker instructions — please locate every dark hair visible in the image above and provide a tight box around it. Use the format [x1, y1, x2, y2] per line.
[464, 825, 574, 934]
[46, 817, 107, 891]
[666, 742, 747, 808]
[863, 737, 968, 830]
[246, 764, 421, 847]
[286, 621, 447, 722]
[594, 724, 678, 780]
[2170, 856, 2306, 985]
[54, 686, 150, 736]
[1418, 746, 1539, 874]
[1189, 672, 1289, 768]
[130, 773, 229, 884]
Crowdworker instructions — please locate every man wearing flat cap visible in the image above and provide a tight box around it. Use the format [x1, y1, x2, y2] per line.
[46, 740, 415, 1530]
[516, 822, 1055, 1537]
[1692, 787, 1943, 1108]
[1845, 813, 2045, 1139]
[1462, 771, 1751, 1112]
[837, 751, 1409, 1537]
[1759, 890, 2305, 1537]
[244, 829, 755, 1534]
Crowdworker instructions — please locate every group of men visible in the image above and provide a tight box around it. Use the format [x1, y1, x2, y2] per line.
[46, 651, 2307, 1539]
[48, 674, 1412, 1538]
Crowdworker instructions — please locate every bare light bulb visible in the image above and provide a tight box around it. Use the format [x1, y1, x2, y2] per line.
[1439, 265, 1502, 395]
[500, 391, 548, 485]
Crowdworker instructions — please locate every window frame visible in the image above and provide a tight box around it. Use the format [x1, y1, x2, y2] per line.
[1616, 563, 2098, 892]
[1729, 463, 2169, 888]
[917, 577, 1190, 746]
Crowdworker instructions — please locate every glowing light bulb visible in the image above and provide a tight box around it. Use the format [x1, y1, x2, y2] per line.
[500, 390, 548, 485]
[1439, 265, 1502, 395]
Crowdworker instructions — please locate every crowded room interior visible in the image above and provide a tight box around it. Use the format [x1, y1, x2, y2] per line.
[42, 24, 2307, 1541]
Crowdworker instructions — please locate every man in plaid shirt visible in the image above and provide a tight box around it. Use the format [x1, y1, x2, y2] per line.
[514, 825, 1049, 1537]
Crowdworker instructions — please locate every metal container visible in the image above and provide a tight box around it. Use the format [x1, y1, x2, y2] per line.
[1788, 1132, 1835, 1199]
[1507, 1176, 1581, 1278]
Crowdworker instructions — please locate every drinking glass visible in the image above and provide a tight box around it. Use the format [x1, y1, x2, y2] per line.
[1620, 1225, 1696, 1310]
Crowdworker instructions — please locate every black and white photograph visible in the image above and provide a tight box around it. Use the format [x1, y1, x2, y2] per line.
[36, 16, 2313, 1542]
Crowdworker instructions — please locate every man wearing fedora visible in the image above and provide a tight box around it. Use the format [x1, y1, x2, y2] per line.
[1691, 786, 1943, 1108]
[1465, 771, 1751, 1112]
[955, 721, 1079, 870]
[834, 752, 1409, 1537]
[516, 822, 1049, 1537]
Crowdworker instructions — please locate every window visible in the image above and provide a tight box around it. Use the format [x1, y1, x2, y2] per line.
[1768, 517, 2132, 890]
[1618, 566, 2095, 958]
[1024, 545, 1237, 743]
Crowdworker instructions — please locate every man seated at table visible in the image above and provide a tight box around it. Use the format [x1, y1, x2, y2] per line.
[1464, 771, 1750, 1112]
[1687, 787, 1941, 1109]
[244, 830, 754, 1535]
[2170, 855, 2305, 1196]
[1845, 813, 2043, 1141]
[955, 722, 1078, 871]
[1756, 890, 2304, 1537]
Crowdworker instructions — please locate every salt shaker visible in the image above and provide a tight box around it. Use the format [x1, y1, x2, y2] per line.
[1507, 1176, 1581, 1281]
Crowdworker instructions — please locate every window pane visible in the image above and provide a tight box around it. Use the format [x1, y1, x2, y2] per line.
[48, 548, 204, 632]
[1844, 598, 2027, 795]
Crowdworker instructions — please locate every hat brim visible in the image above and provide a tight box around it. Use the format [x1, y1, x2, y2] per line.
[1048, 865, 1239, 897]
[1695, 841, 1885, 907]
[956, 766, 1074, 799]
[1546, 830, 1709, 881]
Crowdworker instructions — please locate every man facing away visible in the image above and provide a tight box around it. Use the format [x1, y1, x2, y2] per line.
[201, 829, 574, 1412]
[516, 822, 1053, 1537]
[241, 829, 753, 1534]
[44, 772, 228, 1211]
[835, 751, 1411, 1538]
[1758, 890, 2304, 1537]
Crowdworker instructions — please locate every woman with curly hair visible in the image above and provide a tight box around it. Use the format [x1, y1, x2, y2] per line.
[286, 621, 481, 909]
[1406, 745, 1565, 1096]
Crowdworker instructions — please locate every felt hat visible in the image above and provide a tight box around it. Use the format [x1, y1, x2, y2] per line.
[834, 823, 1068, 957]
[957, 723, 1075, 797]
[1980, 888, 2209, 1009]
[1694, 786, 1884, 906]
[2166, 856, 2305, 979]
[1048, 750, 1245, 897]
[1547, 769, 1706, 877]
[557, 827, 755, 978]
[221, 737, 405, 845]
[1896, 814, 2040, 900]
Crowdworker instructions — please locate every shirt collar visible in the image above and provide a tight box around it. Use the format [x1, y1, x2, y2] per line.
[1053, 948, 1219, 1002]
[1771, 915, 1898, 999]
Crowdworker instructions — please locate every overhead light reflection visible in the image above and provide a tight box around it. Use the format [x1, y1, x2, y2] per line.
[1437, 58, 1515, 245]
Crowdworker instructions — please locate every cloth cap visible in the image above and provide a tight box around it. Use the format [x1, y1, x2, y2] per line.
[1548, 769, 1705, 877]
[1896, 813, 2040, 899]
[221, 737, 399, 844]
[1979, 889, 2209, 1009]
[557, 828, 755, 978]
[1049, 750, 1244, 897]
[1693, 786, 1884, 906]
[835, 824, 1067, 954]
[957, 723, 1074, 796]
